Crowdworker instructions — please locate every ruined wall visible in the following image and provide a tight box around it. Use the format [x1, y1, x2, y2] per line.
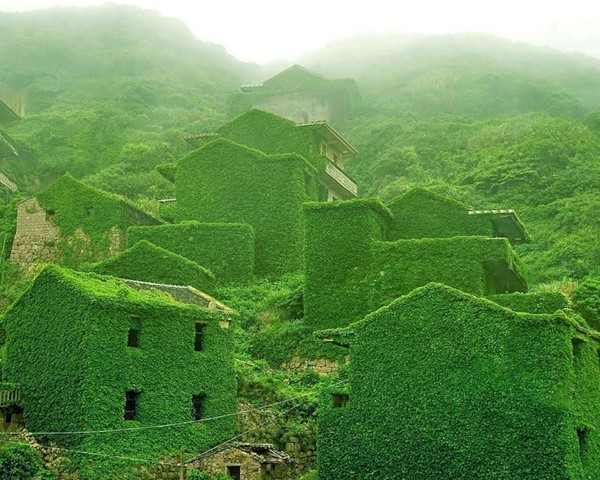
[282, 356, 343, 376]
[9, 197, 60, 266]
[197, 449, 263, 480]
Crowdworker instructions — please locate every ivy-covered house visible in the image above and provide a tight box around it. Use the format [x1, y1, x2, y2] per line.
[182, 109, 358, 201]
[303, 192, 529, 330]
[9, 174, 161, 268]
[229, 64, 360, 125]
[316, 283, 600, 480]
[2, 265, 237, 476]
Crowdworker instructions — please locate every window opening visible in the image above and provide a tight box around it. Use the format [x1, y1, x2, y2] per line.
[45, 209, 55, 220]
[227, 466, 241, 480]
[128, 316, 141, 348]
[192, 394, 206, 421]
[577, 427, 588, 462]
[5, 412, 12, 424]
[332, 393, 349, 408]
[195, 323, 206, 351]
[124, 391, 139, 420]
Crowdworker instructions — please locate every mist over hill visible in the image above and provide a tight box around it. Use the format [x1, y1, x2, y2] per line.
[0, 4, 598, 284]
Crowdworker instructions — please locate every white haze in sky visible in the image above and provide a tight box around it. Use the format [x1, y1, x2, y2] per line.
[0, 0, 598, 63]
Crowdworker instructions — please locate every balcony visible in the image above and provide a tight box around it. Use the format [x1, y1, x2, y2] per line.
[319, 162, 358, 199]
[0, 388, 20, 407]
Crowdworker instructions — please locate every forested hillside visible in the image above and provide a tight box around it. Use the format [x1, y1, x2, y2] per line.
[301, 34, 600, 283]
[1, 5, 599, 288]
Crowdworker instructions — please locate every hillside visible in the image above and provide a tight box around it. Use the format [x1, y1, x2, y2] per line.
[0, 5, 257, 195]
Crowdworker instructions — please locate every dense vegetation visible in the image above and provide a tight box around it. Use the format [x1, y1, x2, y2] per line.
[0, 5, 599, 478]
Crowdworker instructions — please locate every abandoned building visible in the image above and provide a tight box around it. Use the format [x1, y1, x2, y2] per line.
[303, 189, 530, 330]
[316, 283, 600, 479]
[181, 108, 358, 201]
[90, 239, 216, 293]
[0, 97, 21, 192]
[2, 265, 237, 469]
[229, 64, 360, 125]
[193, 442, 291, 480]
[9, 174, 161, 268]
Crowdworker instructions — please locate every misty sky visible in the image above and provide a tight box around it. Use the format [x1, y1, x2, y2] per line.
[0, 0, 598, 63]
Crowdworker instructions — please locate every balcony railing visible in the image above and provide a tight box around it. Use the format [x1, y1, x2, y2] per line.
[325, 162, 358, 197]
[0, 389, 20, 407]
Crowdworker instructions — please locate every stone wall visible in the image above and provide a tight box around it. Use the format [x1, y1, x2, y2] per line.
[9, 197, 126, 267]
[9, 197, 60, 266]
[282, 356, 345, 376]
[196, 448, 263, 480]
[280, 426, 316, 477]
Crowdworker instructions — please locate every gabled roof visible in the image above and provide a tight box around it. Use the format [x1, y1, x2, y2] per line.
[33, 174, 160, 225]
[262, 64, 330, 91]
[316, 282, 573, 347]
[90, 240, 216, 291]
[0, 127, 19, 157]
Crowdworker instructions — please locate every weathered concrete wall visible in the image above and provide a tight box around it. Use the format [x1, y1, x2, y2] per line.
[197, 449, 263, 480]
[9, 197, 60, 266]
[253, 92, 334, 125]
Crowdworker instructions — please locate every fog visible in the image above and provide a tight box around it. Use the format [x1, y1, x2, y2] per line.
[0, 0, 598, 63]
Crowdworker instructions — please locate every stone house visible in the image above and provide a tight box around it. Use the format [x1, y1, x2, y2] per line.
[9, 174, 160, 268]
[2, 265, 237, 476]
[316, 283, 600, 479]
[230, 64, 360, 126]
[194, 443, 290, 480]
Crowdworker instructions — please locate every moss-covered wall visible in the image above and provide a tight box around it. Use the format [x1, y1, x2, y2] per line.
[386, 188, 490, 240]
[3, 266, 237, 479]
[370, 236, 526, 307]
[303, 199, 392, 330]
[317, 284, 600, 479]
[127, 222, 254, 285]
[303, 199, 526, 330]
[90, 240, 216, 293]
[487, 291, 568, 314]
[215, 110, 326, 171]
[174, 139, 318, 278]
[27, 174, 160, 267]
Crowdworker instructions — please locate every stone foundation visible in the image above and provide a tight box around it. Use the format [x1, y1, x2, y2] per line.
[282, 356, 345, 376]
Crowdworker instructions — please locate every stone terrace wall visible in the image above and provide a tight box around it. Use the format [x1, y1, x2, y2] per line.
[10, 197, 60, 266]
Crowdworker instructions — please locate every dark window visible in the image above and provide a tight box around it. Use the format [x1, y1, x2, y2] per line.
[572, 337, 585, 363]
[332, 393, 349, 408]
[194, 323, 206, 351]
[128, 329, 140, 347]
[5, 412, 12, 424]
[124, 391, 139, 420]
[45, 209, 55, 220]
[192, 394, 206, 421]
[227, 466, 241, 480]
[577, 427, 588, 461]
[128, 317, 141, 348]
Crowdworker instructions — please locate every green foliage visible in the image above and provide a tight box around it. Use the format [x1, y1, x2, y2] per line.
[3, 266, 237, 479]
[487, 291, 569, 314]
[214, 109, 326, 172]
[317, 284, 600, 479]
[0, 4, 251, 190]
[386, 188, 491, 240]
[0, 442, 41, 479]
[35, 174, 160, 267]
[572, 276, 600, 329]
[90, 240, 216, 293]
[174, 138, 317, 278]
[304, 198, 526, 330]
[128, 222, 255, 285]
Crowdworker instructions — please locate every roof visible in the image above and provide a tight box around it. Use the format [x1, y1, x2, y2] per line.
[122, 279, 233, 314]
[296, 120, 358, 155]
[468, 209, 531, 244]
[316, 282, 574, 347]
[192, 442, 290, 464]
[261, 64, 329, 91]
[0, 127, 19, 157]
[0, 98, 20, 124]
[11, 266, 226, 314]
